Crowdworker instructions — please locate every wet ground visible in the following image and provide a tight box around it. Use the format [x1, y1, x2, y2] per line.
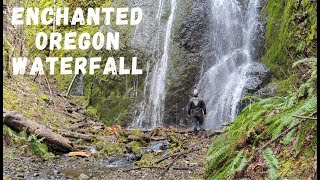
[4, 133, 214, 180]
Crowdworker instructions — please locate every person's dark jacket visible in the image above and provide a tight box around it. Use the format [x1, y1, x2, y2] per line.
[187, 97, 206, 116]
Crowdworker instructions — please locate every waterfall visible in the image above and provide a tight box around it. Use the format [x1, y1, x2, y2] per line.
[130, 0, 177, 130]
[197, 0, 262, 129]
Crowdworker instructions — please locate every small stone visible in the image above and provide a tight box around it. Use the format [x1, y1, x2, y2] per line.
[79, 173, 90, 180]
[54, 169, 60, 176]
[16, 173, 24, 178]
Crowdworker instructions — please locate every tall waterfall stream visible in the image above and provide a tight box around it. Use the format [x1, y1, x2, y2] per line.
[131, 0, 262, 130]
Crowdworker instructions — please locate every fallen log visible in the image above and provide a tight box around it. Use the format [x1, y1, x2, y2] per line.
[3, 108, 73, 153]
[58, 129, 95, 141]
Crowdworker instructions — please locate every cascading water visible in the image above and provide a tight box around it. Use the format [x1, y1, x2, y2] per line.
[130, 0, 177, 130]
[197, 0, 262, 129]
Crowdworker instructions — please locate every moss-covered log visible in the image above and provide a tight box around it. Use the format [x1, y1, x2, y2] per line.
[3, 108, 73, 153]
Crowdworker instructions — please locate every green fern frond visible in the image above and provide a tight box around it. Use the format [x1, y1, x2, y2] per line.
[292, 58, 317, 68]
[231, 150, 247, 173]
[209, 151, 247, 179]
[283, 94, 297, 109]
[263, 148, 279, 180]
[282, 129, 296, 145]
[3, 125, 15, 136]
[206, 144, 233, 170]
[240, 94, 263, 102]
[295, 120, 317, 156]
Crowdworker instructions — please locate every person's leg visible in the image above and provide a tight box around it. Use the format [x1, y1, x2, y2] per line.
[192, 116, 198, 135]
[195, 116, 202, 137]
[199, 121, 204, 137]
[199, 114, 204, 137]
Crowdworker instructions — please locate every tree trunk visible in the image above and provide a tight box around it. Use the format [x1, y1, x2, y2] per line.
[3, 108, 73, 153]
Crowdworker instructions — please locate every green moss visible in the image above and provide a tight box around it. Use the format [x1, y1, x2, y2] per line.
[127, 141, 142, 154]
[99, 140, 125, 156]
[86, 106, 98, 118]
[276, 74, 297, 96]
[19, 0, 143, 125]
[278, 158, 295, 178]
[3, 88, 20, 110]
[40, 94, 50, 103]
[136, 153, 157, 167]
[262, 0, 317, 78]
[303, 148, 315, 158]
[129, 129, 144, 137]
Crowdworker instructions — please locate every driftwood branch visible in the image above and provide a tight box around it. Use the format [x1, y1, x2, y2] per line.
[160, 153, 184, 177]
[159, 146, 201, 177]
[65, 74, 78, 97]
[44, 73, 56, 106]
[58, 129, 96, 141]
[292, 115, 317, 120]
[57, 93, 74, 108]
[124, 166, 161, 172]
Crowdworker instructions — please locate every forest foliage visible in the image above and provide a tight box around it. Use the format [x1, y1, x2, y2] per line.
[205, 1, 317, 178]
[11, 0, 145, 126]
[205, 58, 317, 179]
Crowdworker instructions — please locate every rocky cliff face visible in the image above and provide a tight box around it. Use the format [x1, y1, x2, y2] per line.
[163, 0, 211, 127]
[124, 0, 212, 128]
[130, 0, 272, 129]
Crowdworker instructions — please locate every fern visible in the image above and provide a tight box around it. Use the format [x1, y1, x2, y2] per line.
[292, 58, 317, 68]
[13, 128, 49, 156]
[263, 148, 279, 180]
[282, 129, 296, 145]
[210, 151, 247, 179]
[264, 95, 316, 138]
[295, 119, 317, 156]
[206, 142, 233, 170]
[3, 125, 15, 136]
[231, 150, 247, 173]
[283, 94, 297, 109]
[205, 58, 317, 179]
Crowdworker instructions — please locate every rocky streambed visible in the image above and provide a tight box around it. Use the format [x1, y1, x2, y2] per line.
[3, 127, 221, 180]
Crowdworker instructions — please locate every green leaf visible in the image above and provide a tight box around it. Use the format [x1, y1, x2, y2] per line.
[263, 148, 279, 180]
[282, 129, 296, 145]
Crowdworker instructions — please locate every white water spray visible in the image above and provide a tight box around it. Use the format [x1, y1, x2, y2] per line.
[198, 0, 262, 129]
[131, 0, 177, 130]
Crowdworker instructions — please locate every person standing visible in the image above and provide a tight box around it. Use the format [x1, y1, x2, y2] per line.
[187, 89, 206, 137]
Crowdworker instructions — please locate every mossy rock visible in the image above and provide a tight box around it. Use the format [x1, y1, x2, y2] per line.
[126, 129, 144, 140]
[127, 135, 141, 141]
[135, 153, 156, 167]
[97, 139, 126, 156]
[127, 141, 142, 154]
[100, 143, 125, 156]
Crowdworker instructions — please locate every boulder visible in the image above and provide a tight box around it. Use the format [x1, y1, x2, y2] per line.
[243, 62, 272, 94]
[255, 85, 278, 98]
